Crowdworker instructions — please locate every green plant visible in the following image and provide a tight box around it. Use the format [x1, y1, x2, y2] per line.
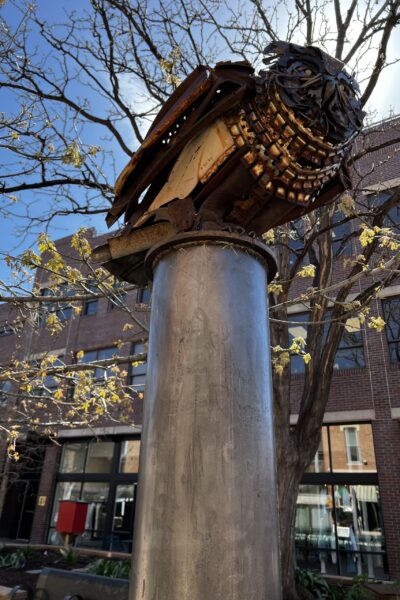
[59, 546, 79, 567]
[295, 569, 376, 600]
[88, 559, 131, 579]
[295, 568, 331, 599]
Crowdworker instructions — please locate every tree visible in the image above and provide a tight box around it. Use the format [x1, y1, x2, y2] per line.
[1, 1, 400, 597]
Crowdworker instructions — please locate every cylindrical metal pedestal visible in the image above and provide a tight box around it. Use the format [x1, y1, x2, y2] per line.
[130, 233, 281, 600]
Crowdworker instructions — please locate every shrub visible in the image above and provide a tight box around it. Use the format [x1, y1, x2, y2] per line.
[88, 559, 131, 579]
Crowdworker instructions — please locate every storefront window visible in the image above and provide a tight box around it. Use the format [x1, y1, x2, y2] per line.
[59, 443, 86, 473]
[111, 483, 137, 552]
[119, 440, 140, 473]
[80, 482, 109, 546]
[49, 437, 140, 550]
[296, 484, 387, 579]
[85, 441, 114, 473]
[298, 424, 387, 578]
[60, 440, 115, 474]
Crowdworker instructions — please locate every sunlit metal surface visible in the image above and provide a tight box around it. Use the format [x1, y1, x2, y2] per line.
[129, 236, 281, 600]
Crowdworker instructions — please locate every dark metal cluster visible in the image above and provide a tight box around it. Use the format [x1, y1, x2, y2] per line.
[262, 41, 364, 144]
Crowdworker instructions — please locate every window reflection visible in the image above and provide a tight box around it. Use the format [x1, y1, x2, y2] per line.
[119, 440, 140, 473]
[305, 427, 330, 473]
[60, 443, 86, 473]
[110, 483, 137, 552]
[289, 312, 365, 374]
[60, 440, 115, 474]
[296, 484, 387, 579]
[382, 297, 400, 363]
[85, 441, 114, 473]
[330, 425, 376, 473]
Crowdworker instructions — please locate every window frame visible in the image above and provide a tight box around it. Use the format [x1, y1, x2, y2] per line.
[298, 422, 387, 578]
[289, 311, 365, 375]
[382, 296, 400, 363]
[49, 435, 141, 551]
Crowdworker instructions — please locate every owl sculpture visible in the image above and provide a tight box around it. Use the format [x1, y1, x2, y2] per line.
[97, 42, 364, 284]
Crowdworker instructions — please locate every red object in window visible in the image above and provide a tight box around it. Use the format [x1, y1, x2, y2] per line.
[56, 500, 88, 534]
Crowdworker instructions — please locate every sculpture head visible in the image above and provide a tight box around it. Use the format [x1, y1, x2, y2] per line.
[255, 41, 365, 206]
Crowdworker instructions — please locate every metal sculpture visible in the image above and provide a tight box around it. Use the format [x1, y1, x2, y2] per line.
[95, 41, 364, 284]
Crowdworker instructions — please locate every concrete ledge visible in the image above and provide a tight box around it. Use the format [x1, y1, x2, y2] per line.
[290, 409, 375, 425]
[0, 542, 131, 560]
[57, 425, 141, 438]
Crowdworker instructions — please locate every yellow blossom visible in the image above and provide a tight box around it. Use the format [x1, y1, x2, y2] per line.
[368, 316, 385, 333]
[303, 353, 312, 365]
[297, 264, 316, 278]
[262, 230, 275, 245]
[359, 226, 377, 247]
[338, 194, 355, 216]
[268, 282, 283, 294]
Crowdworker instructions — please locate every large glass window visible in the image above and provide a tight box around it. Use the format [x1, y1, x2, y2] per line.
[306, 424, 376, 475]
[382, 296, 400, 363]
[297, 423, 386, 578]
[50, 437, 140, 551]
[78, 347, 116, 380]
[289, 312, 365, 374]
[296, 484, 387, 579]
[119, 440, 141, 473]
[111, 483, 137, 552]
[60, 440, 114, 474]
[39, 284, 73, 326]
[130, 342, 147, 393]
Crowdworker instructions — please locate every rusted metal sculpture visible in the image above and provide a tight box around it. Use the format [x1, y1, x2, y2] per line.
[94, 41, 364, 284]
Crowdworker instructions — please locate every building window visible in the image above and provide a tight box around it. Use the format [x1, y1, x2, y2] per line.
[137, 287, 151, 304]
[289, 312, 365, 374]
[288, 212, 352, 265]
[119, 440, 141, 473]
[130, 342, 147, 393]
[39, 284, 73, 326]
[297, 423, 387, 579]
[84, 299, 98, 316]
[382, 296, 400, 363]
[60, 440, 114, 474]
[365, 190, 399, 232]
[0, 380, 12, 404]
[48, 437, 140, 551]
[343, 426, 361, 464]
[0, 321, 13, 337]
[332, 212, 352, 257]
[78, 347, 116, 380]
[33, 356, 64, 397]
[108, 280, 127, 311]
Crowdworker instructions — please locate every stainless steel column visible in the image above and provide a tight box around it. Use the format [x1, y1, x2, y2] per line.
[130, 232, 281, 600]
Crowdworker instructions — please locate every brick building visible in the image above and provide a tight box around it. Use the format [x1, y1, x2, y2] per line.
[0, 116, 400, 581]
